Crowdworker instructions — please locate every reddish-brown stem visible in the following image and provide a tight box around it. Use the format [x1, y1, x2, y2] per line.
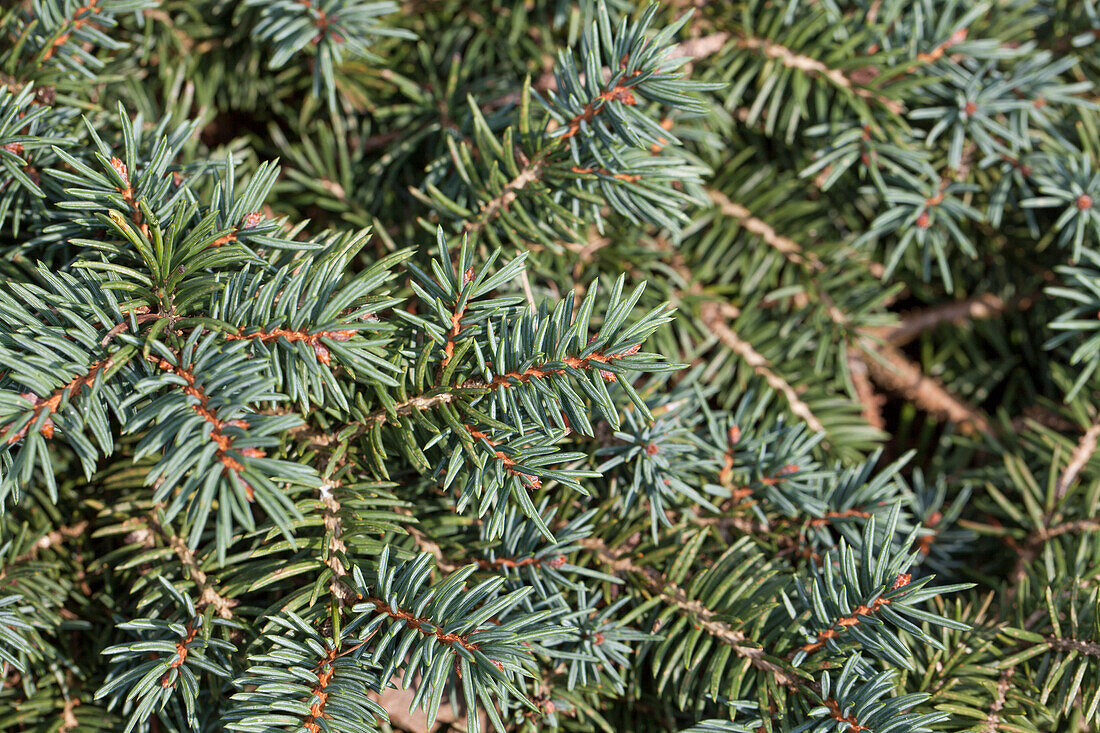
[160, 620, 198, 688]
[570, 165, 641, 183]
[797, 573, 911, 654]
[151, 357, 263, 500]
[478, 554, 567, 571]
[824, 698, 867, 733]
[357, 343, 642, 432]
[109, 158, 149, 238]
[806, 509, 872, 527]
[559, 64, 643, 140]
[41, 0, 102, 61]
[302, 641, 371, 733]
[362, 596, 481, 651]
[225, 327, 356, 367]
[441, 269, 474, 368]
[465, 424, 541, 490]
[1, 359, 112, 444]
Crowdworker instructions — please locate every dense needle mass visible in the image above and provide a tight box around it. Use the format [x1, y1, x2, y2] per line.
[0, 1, 1098, 732]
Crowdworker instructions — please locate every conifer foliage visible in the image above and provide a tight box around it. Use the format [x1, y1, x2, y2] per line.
[0, 1, 1099, 732]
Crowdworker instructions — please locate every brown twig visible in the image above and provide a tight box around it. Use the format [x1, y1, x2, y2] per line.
[708, 190, 824, 271]
[441, 269, 475, 368]
[361, 596, 484, 652]
[1055, 416, 1100, 499]
[463, 160, 544, 235]
[703, 193, 997, 437]
[858, 340, 992, 435]
[482, 32, 729, 112]
[0, 359, 113, 444]
[1009, 517, 1100, 584]
[699, 301, 826, 433]
[796, 573, 911, 655]
[303, 639, 370, 733]
[847, 348, 886, 431]
[579, 536, 806, 691]
[824, 697, 868, 733]
[733, 34, 904, 114]
[320, 481, 350, 603]
[356, 343, 643, 431]
[160, 620, 198, 688]
[150, 356, 264, 500]
[226, 326, 357, 367]
[465, 424, 542, 490]
[1047, 636, 1100, 657]
[145, 510, 236, 619]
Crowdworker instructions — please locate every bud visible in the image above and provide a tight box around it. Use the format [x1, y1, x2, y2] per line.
[110, 157, 129, 187]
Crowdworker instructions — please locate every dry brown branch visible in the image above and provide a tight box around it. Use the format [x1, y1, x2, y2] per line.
[847, 348, 886, 430]
[858, 339, 992, 435]
[1055, 417, 1100, 499]
[701, 194, 999, 437]
[875, 293, 1026, 347]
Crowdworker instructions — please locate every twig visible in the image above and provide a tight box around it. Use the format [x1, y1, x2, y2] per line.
[708, 190, 824, 271]
[319, 481, 350, 604]
[481, 32, 730, 111]
[733, 33, 904, 114]
[578, 536, 806, 691]
[980, 668, 1014, 733]
[1047, 636, 1100, 657]
[699, 301, 826, 433]
[858, 339, 992, 435]
[704, 194, 996, 437]
[847, 348, 885, 430]
[463, 159, 543, 235]
[519, 268, 536, 310]
[146, 510, 236, 619]
[875, 293, 1026, 347]
[1055, 416, 1100, 499]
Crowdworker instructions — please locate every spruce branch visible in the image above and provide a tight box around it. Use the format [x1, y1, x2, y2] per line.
[1, 2, 1097, 730]
[731, 33, 904, 115]
[858, 339, 993, 435]
[699, 301, 826, 433]
[579, 535, 806, 692]
[1054, 413, 1100, 498]
[143, 509, 236, 620]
